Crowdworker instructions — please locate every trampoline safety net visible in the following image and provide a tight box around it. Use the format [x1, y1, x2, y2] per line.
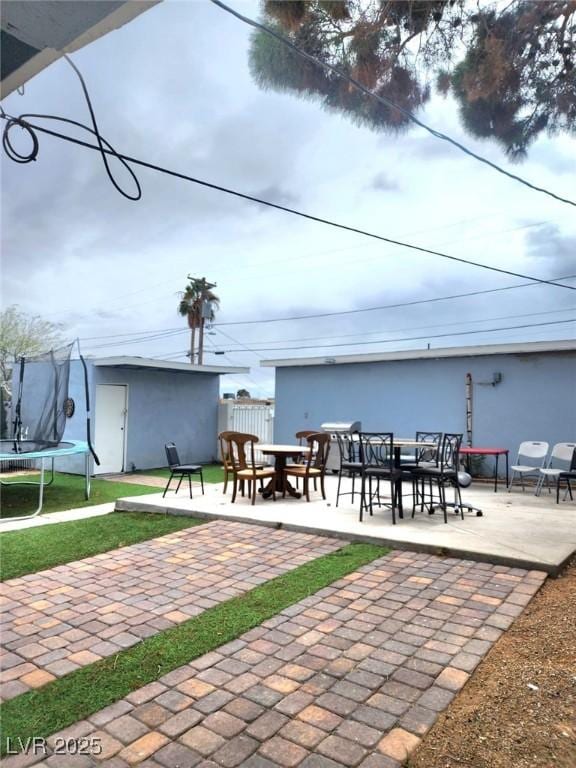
[12, 341, 75, 448]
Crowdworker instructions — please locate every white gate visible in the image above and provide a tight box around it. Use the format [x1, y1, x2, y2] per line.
[218, 401, 274, 464]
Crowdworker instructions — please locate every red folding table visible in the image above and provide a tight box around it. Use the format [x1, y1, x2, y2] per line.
[459, 447, 509, 492]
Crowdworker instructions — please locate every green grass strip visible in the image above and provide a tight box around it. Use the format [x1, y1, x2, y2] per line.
[0, 512, 205, 581]
[0, 473, 162, 519]
[0, 542, 388, 753]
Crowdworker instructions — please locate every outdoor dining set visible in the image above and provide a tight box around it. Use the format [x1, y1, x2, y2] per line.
[216, 429, 476, 525]
[160, 432, 576, 525]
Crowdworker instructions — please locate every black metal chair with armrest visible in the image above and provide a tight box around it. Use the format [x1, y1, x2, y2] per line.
[335, 431, 363, 507]
[401, 431, 442, 511]
[358, 432, 403, 525]
[409, 433, 463, 523]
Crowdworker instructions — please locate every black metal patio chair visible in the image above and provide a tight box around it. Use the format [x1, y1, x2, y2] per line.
[162, 442, 204, 498]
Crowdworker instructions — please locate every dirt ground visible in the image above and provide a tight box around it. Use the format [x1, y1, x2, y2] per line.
[409, 560, 576, 768]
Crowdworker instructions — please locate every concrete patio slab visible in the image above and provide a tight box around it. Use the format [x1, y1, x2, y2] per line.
[116, 477, 576, 575]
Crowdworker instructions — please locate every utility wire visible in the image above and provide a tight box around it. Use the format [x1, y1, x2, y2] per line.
[210, 0, 576, 210]
[210, 318, 576, 354]
[208, 308, 576, 349]
[79, 272, 576, 344]
[213, 274, 576, 326]
[2, 115, 573, 292]
[153, 319, 575, 358]
[84, 306, 575, 353]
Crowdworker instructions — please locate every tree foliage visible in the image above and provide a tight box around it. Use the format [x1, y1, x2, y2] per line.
[178, 277, 220, 330]
[249, 0, 576, 159]
[0, 306, 65, 397]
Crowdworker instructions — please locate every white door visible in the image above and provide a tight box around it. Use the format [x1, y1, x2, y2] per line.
[94, 385, 127, 474]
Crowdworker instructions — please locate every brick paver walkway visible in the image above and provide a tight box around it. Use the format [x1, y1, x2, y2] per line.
[3, 550, 546, 768]
[0, 521, 341, 700]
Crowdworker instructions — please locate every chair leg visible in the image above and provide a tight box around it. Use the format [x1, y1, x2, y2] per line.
[359, 476, 365, 522]
[188, 474, 193, 499]
[390, 479, 396, 525]
[251, 477, 257, 505]
[223, 469, 228, 495]
[162, 471, 174, 498]
[455, 483, 464, 520]
[320, 472, 326, 500]
[175, 474, 184, 494]
[199, 470, 204, 495]
[305, 477, 310, 502]
[232, 475, 238, 503]
[440, 484, 448, 523]
[336, 471, 342, 507]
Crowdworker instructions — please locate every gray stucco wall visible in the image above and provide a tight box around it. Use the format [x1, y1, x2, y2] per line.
[272, 351, 576, 471]
[93, 366, 220, 470]
[12, 360, 222, 474]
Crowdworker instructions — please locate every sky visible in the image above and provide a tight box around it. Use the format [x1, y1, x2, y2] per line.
[2, 0, 575, 397]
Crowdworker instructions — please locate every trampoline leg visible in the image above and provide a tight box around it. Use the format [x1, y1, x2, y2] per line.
[85, 452, 91, 500]
[36, 459, 45, 514]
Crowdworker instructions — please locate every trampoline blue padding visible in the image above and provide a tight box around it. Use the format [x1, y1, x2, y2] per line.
[0, 440, 88, 460]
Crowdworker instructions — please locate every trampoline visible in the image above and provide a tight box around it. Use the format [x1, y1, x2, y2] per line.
[0, 341, 99, 522]
[0, 440, 91, 519]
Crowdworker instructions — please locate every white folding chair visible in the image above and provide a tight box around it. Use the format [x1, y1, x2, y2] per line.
[508, 441, 549, 492]
[536, 442, 576, 496]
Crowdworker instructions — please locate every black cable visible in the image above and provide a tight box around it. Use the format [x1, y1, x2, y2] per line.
[63, 55, 140, 201]
[210, 0, 576, 210]
[1, 115, 573, 292]
[0, 56, 140, 199]
[2, 117, 39, 163]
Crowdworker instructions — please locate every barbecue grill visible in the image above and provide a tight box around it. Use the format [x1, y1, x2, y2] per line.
[321, 421, 362, 472]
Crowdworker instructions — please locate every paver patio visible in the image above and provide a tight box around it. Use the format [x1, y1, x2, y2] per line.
[2, 549, 546, 768]
[0, 521, 341, 700]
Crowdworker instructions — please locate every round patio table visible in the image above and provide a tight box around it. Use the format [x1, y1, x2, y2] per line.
[257, 444, 311, 499]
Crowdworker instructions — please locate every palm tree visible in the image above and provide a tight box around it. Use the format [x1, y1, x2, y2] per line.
[178, 277, 219, 365]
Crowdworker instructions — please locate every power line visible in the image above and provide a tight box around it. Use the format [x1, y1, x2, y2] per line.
[2, 115, 574, 292]
[213, 275, 576, 327]
[210, 308, 576, 348]
[210, 0, 576, 210]
[78, 272, 576, 348]
[154, 319, 575, 359]
[209, 318, 576, 354]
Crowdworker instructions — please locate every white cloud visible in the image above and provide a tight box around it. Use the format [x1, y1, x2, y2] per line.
[2, 0, 575, 397]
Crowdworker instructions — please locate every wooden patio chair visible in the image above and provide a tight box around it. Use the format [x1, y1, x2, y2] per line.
[226, 432, 277, 505]
[283, 432, 331, 502]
